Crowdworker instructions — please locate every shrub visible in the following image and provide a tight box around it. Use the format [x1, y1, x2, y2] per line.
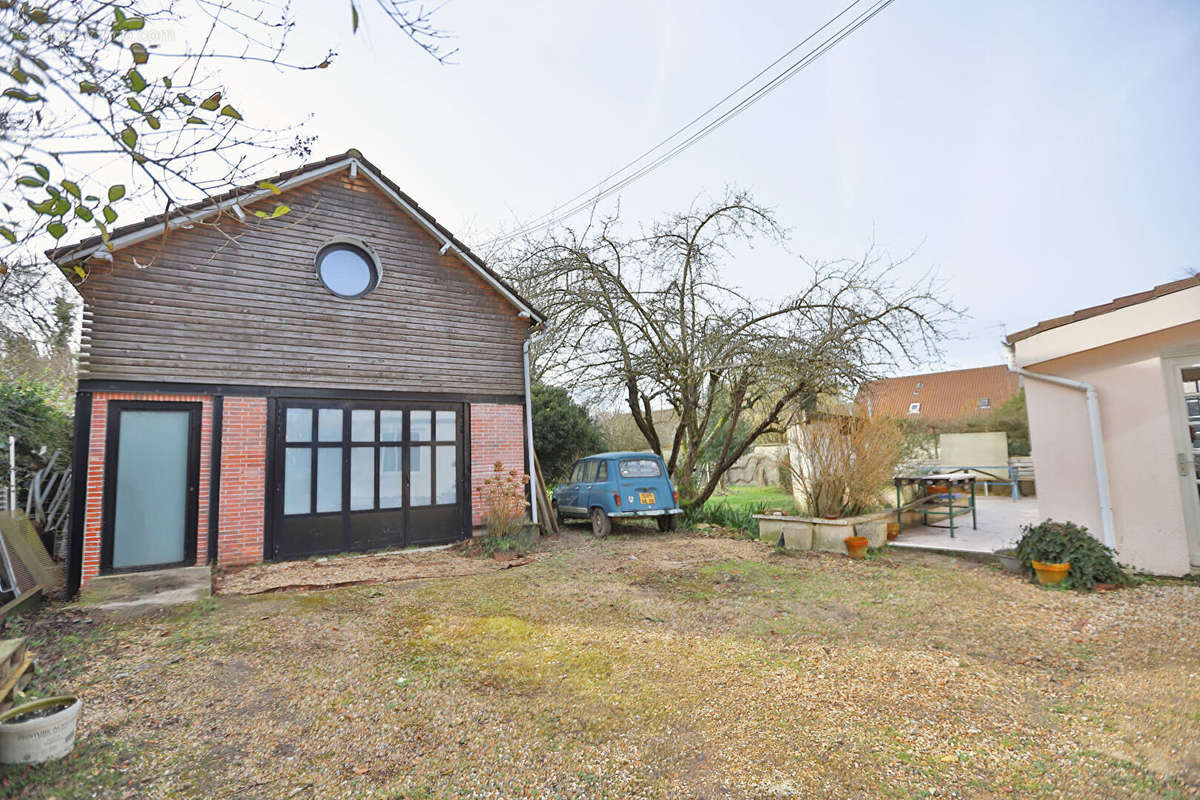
[531, 382, 606, 483]
[475, 462, 530, 547]
[0, 379, 73, 498]
[790, 411, 904, 517]
[683, 501, 763, 536]
[1014, 519, 1128, 590]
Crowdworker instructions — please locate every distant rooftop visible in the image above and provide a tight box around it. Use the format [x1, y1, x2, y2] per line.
[857, 365, 1019, 423]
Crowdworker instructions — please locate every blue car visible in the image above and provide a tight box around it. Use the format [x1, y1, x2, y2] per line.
[552, 451, 682, 537]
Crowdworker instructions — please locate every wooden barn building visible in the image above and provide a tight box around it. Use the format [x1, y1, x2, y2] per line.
[48, 150, 544, 595]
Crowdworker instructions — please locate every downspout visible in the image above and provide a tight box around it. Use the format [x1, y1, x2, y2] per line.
[522, 322, 548, 525]
[1005, 346, 1116, 549]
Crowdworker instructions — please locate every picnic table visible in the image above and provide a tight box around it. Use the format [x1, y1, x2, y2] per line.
[893, 471, 977, 538]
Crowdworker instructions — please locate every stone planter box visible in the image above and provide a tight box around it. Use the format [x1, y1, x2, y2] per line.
[754, 510, 893, 554]
[756, 518, 814, 550]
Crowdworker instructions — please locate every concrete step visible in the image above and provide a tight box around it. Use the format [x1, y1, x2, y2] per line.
[79, 565, 211, 616]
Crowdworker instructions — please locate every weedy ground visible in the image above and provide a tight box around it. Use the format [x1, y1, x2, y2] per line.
[2, 527, 1197, 799]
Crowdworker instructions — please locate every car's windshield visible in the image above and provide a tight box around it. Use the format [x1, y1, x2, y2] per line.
[619, 459, 662, 478]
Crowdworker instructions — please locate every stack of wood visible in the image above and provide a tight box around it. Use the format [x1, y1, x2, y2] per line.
[0, 638, 34, 713]
[532, 453, 559, 536]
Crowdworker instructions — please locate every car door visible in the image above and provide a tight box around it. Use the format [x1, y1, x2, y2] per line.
[557, 460, 585, 514]
[575, 460, 598, 512]
[584, 459, 611, 512]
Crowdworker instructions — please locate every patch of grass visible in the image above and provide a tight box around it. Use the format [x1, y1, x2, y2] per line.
[683, 486, 801, 534]
[7, 538, 1198, 800]
[705, 485, 799, 512]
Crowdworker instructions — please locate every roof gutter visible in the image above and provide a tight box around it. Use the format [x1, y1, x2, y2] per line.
[1005, 345, 1116, 549]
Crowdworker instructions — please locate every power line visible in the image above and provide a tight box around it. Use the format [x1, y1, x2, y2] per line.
[490, 0, 898, 245]
[498, 0, 870, 239]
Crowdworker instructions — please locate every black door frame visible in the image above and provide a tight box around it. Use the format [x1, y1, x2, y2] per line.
[100, 400, 203, 573]
[266, 398, 469, 560]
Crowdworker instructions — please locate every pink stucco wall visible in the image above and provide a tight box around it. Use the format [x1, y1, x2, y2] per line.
[1019, 320, 1200, 576]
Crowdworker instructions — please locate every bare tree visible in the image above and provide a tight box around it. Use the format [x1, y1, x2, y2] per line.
[0, 0, 455, 360]
[504, 190, 958, 509]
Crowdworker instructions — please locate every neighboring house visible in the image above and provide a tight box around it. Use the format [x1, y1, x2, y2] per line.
[1006, 275, 1200, 576]
[857, 365, 1020, 423]
[49, 150, 545, 595]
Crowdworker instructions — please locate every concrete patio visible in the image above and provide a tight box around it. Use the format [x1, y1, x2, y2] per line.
[890, 495, 1040, 556]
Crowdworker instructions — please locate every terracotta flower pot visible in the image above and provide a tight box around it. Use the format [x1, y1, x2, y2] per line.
[886, 522, 900, 541]
[1032, 560, 1070, 586]
[844, 536, 869, 559]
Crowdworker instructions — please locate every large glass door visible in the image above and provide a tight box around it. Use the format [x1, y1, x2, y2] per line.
[406, 408, 461, 546]
[102, 403, 201, 571]
[273, 401, 464, 559]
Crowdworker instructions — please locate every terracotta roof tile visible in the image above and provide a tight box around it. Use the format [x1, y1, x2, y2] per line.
[857, 365, 1019, 423]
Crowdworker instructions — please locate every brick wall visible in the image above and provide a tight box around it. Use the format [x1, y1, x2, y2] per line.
[470, 403, 527, 528]
[82, 392, 213, 587]
[217, 397, 268, 565]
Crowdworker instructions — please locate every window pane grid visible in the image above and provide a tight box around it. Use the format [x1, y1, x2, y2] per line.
[282, 404, 459, 516]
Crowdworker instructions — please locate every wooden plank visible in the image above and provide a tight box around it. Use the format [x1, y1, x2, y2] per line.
[75, 170, 532, 393]
[0, 652, 34, 712]
[533, 451, 558, 536]
[0, 638, 25, 679]
[0, 587, 44, 623]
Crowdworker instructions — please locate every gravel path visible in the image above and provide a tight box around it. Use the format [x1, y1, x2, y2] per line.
[3, 529, 1198, 799]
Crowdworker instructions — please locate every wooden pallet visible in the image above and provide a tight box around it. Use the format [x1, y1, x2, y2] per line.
[0, 638, 34, 711]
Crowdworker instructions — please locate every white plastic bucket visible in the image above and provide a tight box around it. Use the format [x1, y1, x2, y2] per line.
[0, 696, 81, 765]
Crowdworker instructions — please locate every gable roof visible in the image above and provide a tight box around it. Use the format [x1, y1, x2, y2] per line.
[1005, 274, 1200, 344]
[45, 149, 545, 323]
[857, 364, 1019, 423]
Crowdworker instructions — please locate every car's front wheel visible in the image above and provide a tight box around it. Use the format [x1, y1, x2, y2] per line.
[553, 502, 564, 527]
[590, 507, 611, 538]
[657, 514, 678, 533]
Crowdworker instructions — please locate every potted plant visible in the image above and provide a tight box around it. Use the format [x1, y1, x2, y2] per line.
[993, 547, 1021, 573]
[0, 695, 82, 765]
[886, 522, 900, 541]
[1014, 519, 1128, 590]
[844, 535, 869, 559]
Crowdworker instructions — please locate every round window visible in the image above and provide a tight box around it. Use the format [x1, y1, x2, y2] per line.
[316, 242, 378, 298]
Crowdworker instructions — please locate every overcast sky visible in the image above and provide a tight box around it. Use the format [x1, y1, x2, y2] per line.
[172, 0, 1200, 372]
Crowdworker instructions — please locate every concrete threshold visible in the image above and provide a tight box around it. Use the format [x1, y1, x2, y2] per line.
[79, 565, 212, 617]
[889, 541, 1001, 564]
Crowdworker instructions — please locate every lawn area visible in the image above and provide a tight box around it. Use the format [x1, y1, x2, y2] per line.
[704, 484, 800, 513]
[3, 531, 1199, 799]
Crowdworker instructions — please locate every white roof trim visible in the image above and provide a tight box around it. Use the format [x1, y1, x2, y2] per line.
[59, 156, 544, 323]
[1012, 283, 1200, 367]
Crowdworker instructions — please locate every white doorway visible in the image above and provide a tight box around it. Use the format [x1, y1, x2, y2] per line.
[1165, 357, 1200, 568]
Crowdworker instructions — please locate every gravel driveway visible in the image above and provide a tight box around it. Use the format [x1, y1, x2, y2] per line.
[3, 530, 1198, 799]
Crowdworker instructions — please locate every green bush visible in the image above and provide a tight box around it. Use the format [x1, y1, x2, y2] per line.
[1014, 519, 1128, 590]
[0, 379, 73, 494]
[532, 382, 606, 483]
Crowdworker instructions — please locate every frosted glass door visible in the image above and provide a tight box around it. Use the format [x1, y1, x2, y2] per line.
[112, 410, 191, 568]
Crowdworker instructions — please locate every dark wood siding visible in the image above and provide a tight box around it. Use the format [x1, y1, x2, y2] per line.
[77, 173, 530, 394]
